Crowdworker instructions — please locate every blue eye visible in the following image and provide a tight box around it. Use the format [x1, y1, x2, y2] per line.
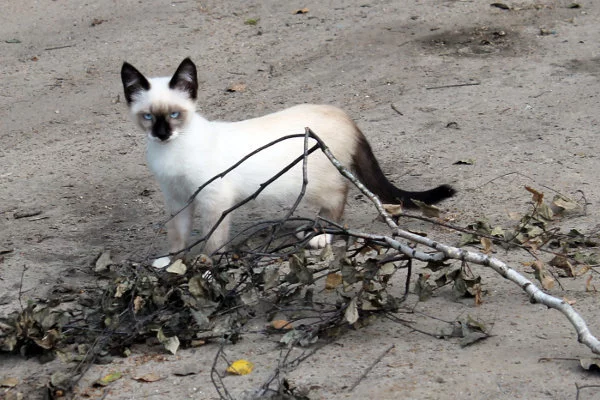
[170, 111, 180, 119]
[142, 113, 153, 121]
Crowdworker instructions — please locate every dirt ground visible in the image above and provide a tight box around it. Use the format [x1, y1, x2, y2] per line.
[2, 0, 600, 398]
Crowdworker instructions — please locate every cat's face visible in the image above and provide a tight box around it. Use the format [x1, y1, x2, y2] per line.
[121, 58, 198, 142]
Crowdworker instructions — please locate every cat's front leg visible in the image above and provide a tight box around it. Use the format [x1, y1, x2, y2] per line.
[198, 195, 233, 256]
[152, 202, 194, 268]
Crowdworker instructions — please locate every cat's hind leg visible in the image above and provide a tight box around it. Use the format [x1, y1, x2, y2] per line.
[304, 184, 348, 249]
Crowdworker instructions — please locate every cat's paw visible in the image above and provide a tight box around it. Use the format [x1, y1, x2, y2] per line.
[307, 233, 333, 249]
[152, 256, 171, 269]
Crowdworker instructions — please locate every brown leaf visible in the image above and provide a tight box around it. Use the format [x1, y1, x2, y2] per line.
[525, 186, 544, 205]
[480, 237, 493, 254]
[325, 273, 342, 289]
[383, 203, 403, 216]
[548, 255, 575, 277]
[411, 199, 440, 218]
[226, 83, 246, 92]
[293, 7, 309, 14]
[133, 373, 162, 382]
[586, 275, 596, 292]
[531, 260, 555, 290]
[563, 297, 576, 305]
[271, 320, 293, 330]
[133, 296, 144, 314]
[0, 377, 19, 387]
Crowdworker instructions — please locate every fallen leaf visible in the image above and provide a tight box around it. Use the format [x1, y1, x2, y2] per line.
[586, 275, 596, 292]
[0, 377, 18, 387]
[563, 297, 576, 305]
[531, 260, 555, 290]
[325, 273, 342, 289]
[133, 373, 162, 382]
[133, 296, 144, 314]
[481, 237, 493, 254]
[580, 358, 600, 371]
[157, 329, 180, 355]
[94, 370, 122, 387]
[525, 186, 544, 205]
[344, 297, 359, 325]
[244, 18, 259, 25]
[411, 199, 440, 218]
[415, 273, 433, 301]
[548, 255, 575, 277]
[490, 2, 510, 10]
[271, 320, 293, 330]
[226, 359, 254, 375]
[383, 203, 403, 216]
[226, 82, 246, 92]
[94, 250, 114, 272]
[5, 39, 21, 44]
[293, 7, 309, 14]
[453, 159, 475, 165]
[174, 363, 202, 376]
[166, 259, 186, 275]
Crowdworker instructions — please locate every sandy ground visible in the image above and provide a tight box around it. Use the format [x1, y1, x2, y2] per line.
[2, 0, 600, 398]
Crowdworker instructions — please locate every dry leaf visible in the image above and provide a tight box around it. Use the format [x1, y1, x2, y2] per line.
[525, 186, 544, 205]
[586, 275, 596, 292]
[133, 373, 162, 382]
[226, 359, 254, 375]
[166, 259, 186, 275]
[344, 297, 359, 325]
[480, 237, 493, 254]
[563, 297, 576, 305]
[325, 273, 343, 289]
[0, 377, 19, 387]
[157, 329, 180, 355]
[411, 199, 441, 218]
[293, 7, 309, 14]
[94, 370, 122, 387]
[549, 255, 575, 277]
[531, 260, 555, 290]
[226, 82, 246, 92]
[383, 203, 403, 216]
[133, 296, 144, 314]
[271, 320, 293, 330]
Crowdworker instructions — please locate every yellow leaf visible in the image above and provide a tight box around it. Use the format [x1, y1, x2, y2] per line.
[325, 273, 343, 289]
[227, 359, 254, 375]
[94, 370, 122, 387]
[293, 7, 309, 14]
[271, 320, 292, 330]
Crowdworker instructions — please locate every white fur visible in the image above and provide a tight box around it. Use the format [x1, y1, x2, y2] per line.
[130, 76, 358, 257]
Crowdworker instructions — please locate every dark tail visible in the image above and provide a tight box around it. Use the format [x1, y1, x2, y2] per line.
[351, 133, 456, 208]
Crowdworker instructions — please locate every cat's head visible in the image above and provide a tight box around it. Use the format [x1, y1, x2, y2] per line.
[121, 58, 198, 142]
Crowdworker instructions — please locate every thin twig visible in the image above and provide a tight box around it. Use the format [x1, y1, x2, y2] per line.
[348, 344, 395, 391]
[425, 81, 481, 90]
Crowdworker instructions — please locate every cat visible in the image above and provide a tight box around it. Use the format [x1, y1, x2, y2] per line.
[121, 58, 455, 267]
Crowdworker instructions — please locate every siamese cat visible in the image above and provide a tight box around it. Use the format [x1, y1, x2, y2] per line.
[121, 58, 455, 267]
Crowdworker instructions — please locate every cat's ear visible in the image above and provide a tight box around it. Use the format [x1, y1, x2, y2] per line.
[121, 62, 150, 105]
[169, 58, 198, 100]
